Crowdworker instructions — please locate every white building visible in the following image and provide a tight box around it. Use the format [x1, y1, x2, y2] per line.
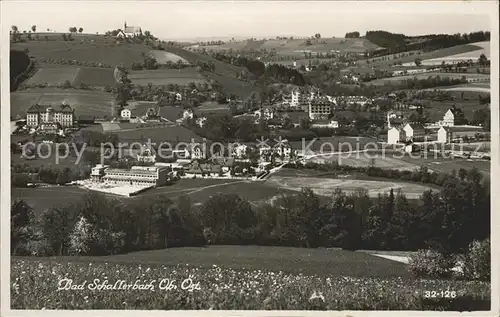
[311, 120, 339, 129]
[117, 22, 142, 38]
[254, 108, 275, 121]
[121, 109, 131, 120]
[309, 96, 332, 120]
[196, 117, 207, 127]
[26, 104, 75, 129]
[231, 144, 249, 159]
[387, 126, 405, 144]
[441, 109, 456, 127]
[183, 109, 194, 120]
[437, 126, 484, 143]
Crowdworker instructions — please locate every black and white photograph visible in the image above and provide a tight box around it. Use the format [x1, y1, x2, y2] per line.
[2, 0, 499, 314]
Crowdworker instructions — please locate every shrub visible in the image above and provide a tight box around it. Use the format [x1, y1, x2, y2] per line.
[408, 249, 455, 278]
[460, 238, 490, 281]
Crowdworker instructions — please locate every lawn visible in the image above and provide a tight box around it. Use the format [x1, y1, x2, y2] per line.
[128, 68, 206, 86]
[11, 252, 490, 310]
[10, 89, 114, 120]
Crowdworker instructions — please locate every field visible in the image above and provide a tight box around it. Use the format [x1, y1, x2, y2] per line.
[12, 179, 298, 215]
[306, 152, 422, 171]
[194, 101, 230, 115]
[149, 50, 189, 64]
[10, 88, 114, 120]
[434, 83, 490, 93]
[13, 34, 254, 101]
[414, 41, 491, 66]
[369, 72, 490, 86]
[191, 37, 382, 57]
[399, 156, 491, 178]
[265, 175, 434, 199]
[128, 68, 206, 86]
[26, 66, 80, 86]
[355, 42, 489, 68]
[26, 65, 116, 87]
[11, 254, 490, 310]
[12, 38, 149, 67]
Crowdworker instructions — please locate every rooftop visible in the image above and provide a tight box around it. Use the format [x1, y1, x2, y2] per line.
[27, 104, 74, 114]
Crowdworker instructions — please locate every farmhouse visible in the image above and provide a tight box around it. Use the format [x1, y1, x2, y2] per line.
[403, 123, 426, 141]
[387, 126, 406, 144]
[91, 164, 169, 187]
[26, 104, 75, 130]
[437, 126, 485, 143]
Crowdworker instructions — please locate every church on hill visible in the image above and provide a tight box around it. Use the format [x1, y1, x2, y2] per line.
[116, 21, 142, 38]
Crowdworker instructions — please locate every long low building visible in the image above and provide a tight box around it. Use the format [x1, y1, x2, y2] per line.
[90, 164, 170, 187]
[437, 126, 487, 143]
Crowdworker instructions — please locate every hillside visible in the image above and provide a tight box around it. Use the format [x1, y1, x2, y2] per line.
[11, 34, 255, 100]
[188, 37, 382, 57]
[355, 41, 490, 67]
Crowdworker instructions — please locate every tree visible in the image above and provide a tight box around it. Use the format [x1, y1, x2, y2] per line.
[11, 199, 36, 254]
[113, 66, 133, 116]
[31, 25, 36, 33]
[314, 33, 321, 39]
[478, 53, 488, 67]
[79, 27, 83, 33]
[414, 58, 422, 67]
[40, 206, 75, 255]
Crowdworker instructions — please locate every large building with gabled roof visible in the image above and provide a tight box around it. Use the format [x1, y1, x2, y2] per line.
[26, 104, 75, 129]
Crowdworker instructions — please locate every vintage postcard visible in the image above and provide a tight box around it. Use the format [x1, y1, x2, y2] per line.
[1, 0, 498, 315]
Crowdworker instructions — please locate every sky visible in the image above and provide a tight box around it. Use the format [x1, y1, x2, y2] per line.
[1, 1, 495, 41]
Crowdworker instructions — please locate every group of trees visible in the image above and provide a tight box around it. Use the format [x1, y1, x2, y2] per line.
[11, 194, 205, 256]
[68, 27, 84, 33]
[210, 52, 308, 86]
[12, 164, 489, 256]
[345, 31, 360, 38]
